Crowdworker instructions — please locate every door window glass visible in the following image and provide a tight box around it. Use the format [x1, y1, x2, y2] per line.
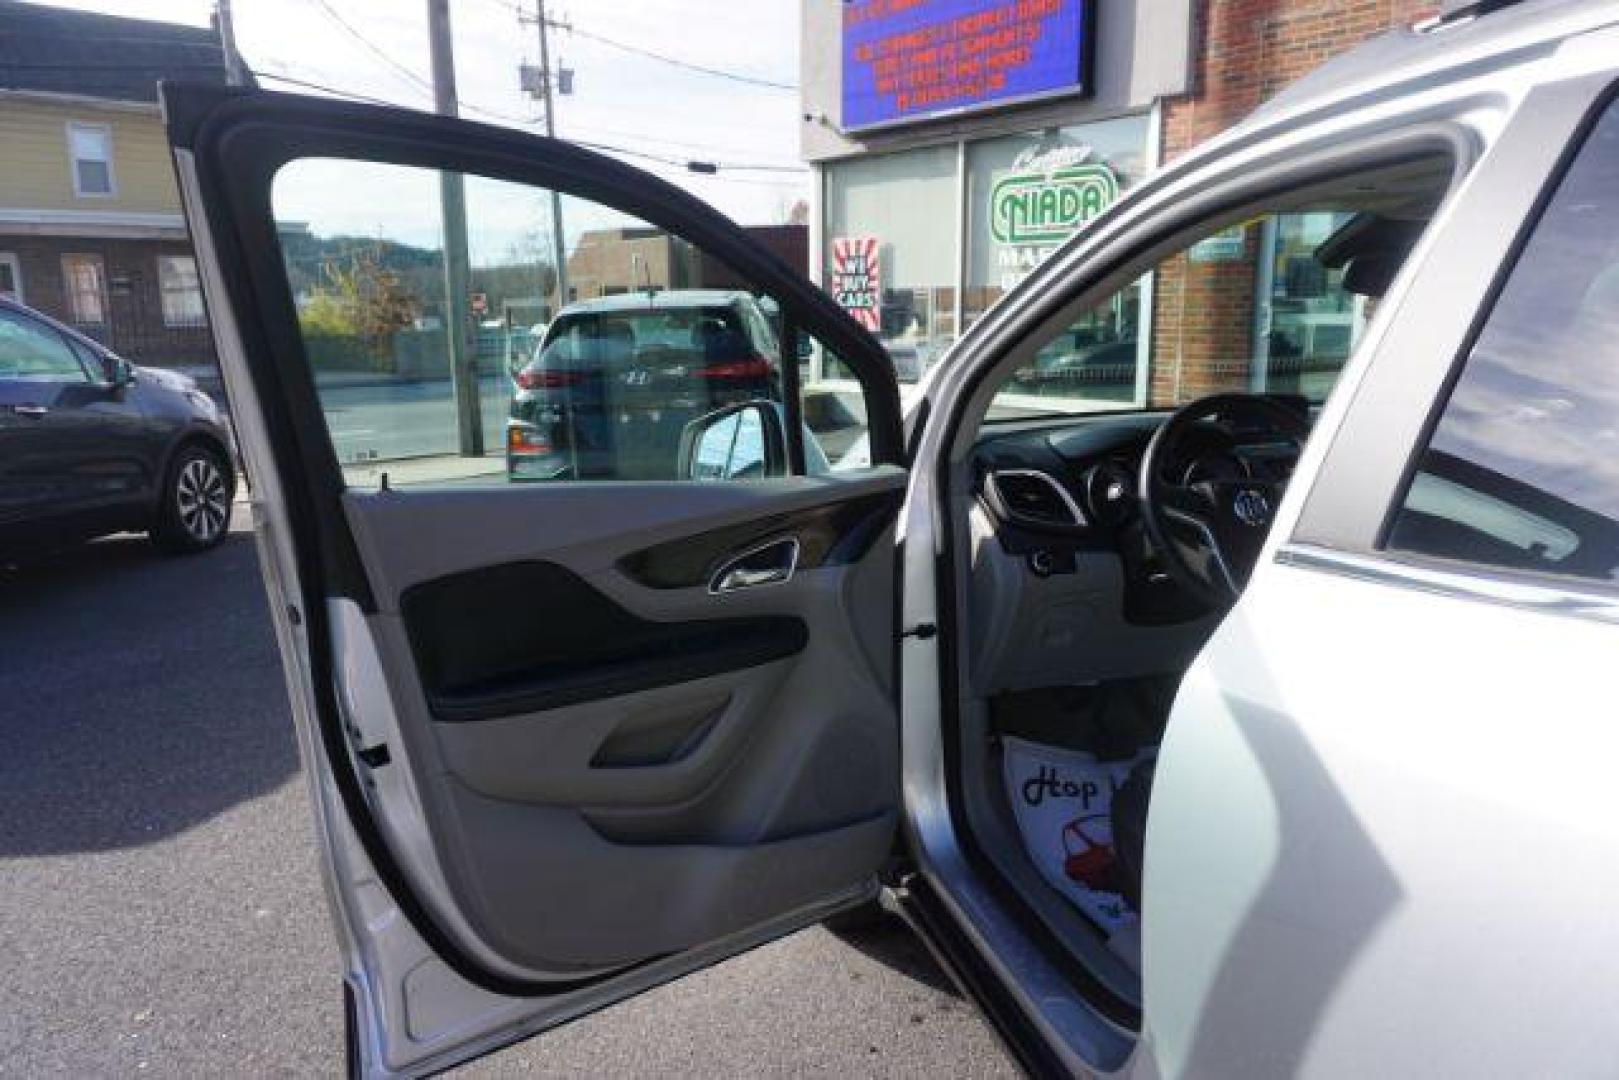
[61, 254, 107, 326]
[1385, 100, 1619, 584]
[158, 255, 206, 328]
[271, 158, 870, 488]
[0, 310, 89, 382]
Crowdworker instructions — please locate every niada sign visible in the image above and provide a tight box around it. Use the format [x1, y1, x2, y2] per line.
[990, 161, 1119, 245]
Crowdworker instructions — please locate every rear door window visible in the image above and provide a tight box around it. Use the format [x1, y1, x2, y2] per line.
[1385, 98, 1619, 584]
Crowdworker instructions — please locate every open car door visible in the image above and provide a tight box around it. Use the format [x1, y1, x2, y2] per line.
[163, 85, 908, 1077]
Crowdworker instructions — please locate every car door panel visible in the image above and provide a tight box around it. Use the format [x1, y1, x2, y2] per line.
[333, 475, 904, 973]
[167, 84, 906, 1075]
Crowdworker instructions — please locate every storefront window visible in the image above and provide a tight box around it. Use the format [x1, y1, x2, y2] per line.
[824, 144, 957, 384]
[820, 116, 1151, 390]
[964, 116, 1150, 329]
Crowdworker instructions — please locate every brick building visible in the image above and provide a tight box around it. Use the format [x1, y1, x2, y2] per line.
[564, 225, 809, 303]
[799, 0, 1440, 395]
[0, 2, 237, 369]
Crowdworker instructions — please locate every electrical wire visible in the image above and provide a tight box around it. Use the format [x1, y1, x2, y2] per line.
[306, 0, 435, 98]
[561, 24, 797, 92]
[248, 69, 810, 189]
[478, 0, 796, 91]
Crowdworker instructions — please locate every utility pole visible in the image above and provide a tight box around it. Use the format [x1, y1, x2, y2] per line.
[214, 0, 246, 86]
[521, 0, 570, 314]
[427, 0, 483, 457]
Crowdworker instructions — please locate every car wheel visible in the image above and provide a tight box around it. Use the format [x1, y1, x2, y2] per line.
[151, 443, 234, 554]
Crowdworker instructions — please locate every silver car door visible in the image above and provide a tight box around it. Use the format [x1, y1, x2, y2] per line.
[163, 85, 906, 1078]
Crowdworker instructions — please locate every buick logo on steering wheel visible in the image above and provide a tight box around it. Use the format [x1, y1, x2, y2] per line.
[1232, 488, 1271, 527]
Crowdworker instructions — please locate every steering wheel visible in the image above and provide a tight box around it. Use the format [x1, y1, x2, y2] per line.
[1137, 393, 1311, 608]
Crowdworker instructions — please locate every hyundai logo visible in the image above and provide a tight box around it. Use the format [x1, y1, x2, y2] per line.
[1232, 488, 1271, 527]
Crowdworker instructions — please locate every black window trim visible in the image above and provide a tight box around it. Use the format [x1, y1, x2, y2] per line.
[165, 84, 904, 607]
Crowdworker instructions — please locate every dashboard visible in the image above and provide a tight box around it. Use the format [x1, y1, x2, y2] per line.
[973, 409, 1306, 627]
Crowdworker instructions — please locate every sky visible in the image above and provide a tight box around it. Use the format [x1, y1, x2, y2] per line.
[46, 0, 810, 230]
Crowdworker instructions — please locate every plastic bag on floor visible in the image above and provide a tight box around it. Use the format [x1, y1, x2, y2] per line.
[1001, 735, 1153, 935]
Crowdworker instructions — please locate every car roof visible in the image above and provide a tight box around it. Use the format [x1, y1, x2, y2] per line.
[553, 289, 755, 318]
[1179, 0, 1619, 174]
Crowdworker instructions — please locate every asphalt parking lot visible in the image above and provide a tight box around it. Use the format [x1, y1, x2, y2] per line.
[0, 516, 1013, 1077]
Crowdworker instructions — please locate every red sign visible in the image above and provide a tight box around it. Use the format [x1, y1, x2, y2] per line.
[830, 236, 881, 331]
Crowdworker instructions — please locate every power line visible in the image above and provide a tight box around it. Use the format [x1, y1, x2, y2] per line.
[306, 0, 434, 98]
[563, 24, 797, 92]
[252, 69, 399, 108]
[249, 69, 810, 189]
[480, 0, 795, 92]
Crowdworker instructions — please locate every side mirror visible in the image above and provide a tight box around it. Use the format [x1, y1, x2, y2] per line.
[677, 400, 787, 481]
[104, 355, 135, 387]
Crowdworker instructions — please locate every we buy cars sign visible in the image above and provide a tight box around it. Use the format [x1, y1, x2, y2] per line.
[831, 236, 881, 331]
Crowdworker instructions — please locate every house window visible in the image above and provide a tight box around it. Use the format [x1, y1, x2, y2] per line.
[0, 253, 21, 303]
[67, 122, 115, 197]
[158, 255, 206, 327]
[61, 254, 107, 325]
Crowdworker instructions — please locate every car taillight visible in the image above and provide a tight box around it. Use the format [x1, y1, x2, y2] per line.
[691, 355, 772, 380]
[515, 369, 582, 390]
[508, 425, 551, 454]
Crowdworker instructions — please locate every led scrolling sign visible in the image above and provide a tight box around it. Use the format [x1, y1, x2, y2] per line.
[841, 0, 1096, 132]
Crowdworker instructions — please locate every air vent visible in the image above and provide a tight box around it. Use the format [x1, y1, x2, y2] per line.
[985, 469, 1085, 528]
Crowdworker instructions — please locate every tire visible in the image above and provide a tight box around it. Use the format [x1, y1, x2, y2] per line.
[150, 442, 234, 554]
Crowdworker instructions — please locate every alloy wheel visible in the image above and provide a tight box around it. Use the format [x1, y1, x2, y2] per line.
[176, 455, 229, 543]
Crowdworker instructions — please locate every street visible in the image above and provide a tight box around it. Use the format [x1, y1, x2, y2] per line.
[0, 518, 1013, 1077]
[315, 373, 513, 466]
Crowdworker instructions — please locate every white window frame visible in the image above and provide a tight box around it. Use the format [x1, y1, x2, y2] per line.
[66, 121, 117, 199]
[0, 252, 22, 303]
[60, 252, 108, 326]
[157, 254, 205, 328]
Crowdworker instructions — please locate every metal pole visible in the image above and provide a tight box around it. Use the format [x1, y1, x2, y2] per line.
[535, 0, 570, 312]
[215, 0, 246, 86]
[427, 0, 483, 456]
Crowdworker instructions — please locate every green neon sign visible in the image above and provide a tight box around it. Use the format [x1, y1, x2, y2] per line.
[990, 164, 1120, 246]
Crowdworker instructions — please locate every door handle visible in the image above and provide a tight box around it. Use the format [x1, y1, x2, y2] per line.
[12, 405, 48, 417]
[709, 536, 800, 594]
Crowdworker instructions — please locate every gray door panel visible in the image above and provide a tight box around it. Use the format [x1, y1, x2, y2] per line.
[338, 472, 903, 974]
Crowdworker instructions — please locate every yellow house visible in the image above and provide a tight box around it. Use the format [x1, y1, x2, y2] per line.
[0, 1, 231, 368]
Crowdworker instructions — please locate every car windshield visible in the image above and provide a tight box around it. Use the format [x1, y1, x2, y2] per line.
[983, 194, 1440, 422]
[534, 305, 758, 367]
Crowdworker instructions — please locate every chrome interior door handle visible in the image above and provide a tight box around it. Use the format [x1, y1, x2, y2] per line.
[709, 536, 800, 594]
[12, 405, 48, 417]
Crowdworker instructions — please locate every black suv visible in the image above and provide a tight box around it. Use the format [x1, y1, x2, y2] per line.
[507, 289, 782, 481]
[0, 297, 235, 558]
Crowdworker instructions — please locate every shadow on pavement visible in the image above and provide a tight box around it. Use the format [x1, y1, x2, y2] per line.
[826, 919, 961, 997]
[0, 530, 297, 857]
